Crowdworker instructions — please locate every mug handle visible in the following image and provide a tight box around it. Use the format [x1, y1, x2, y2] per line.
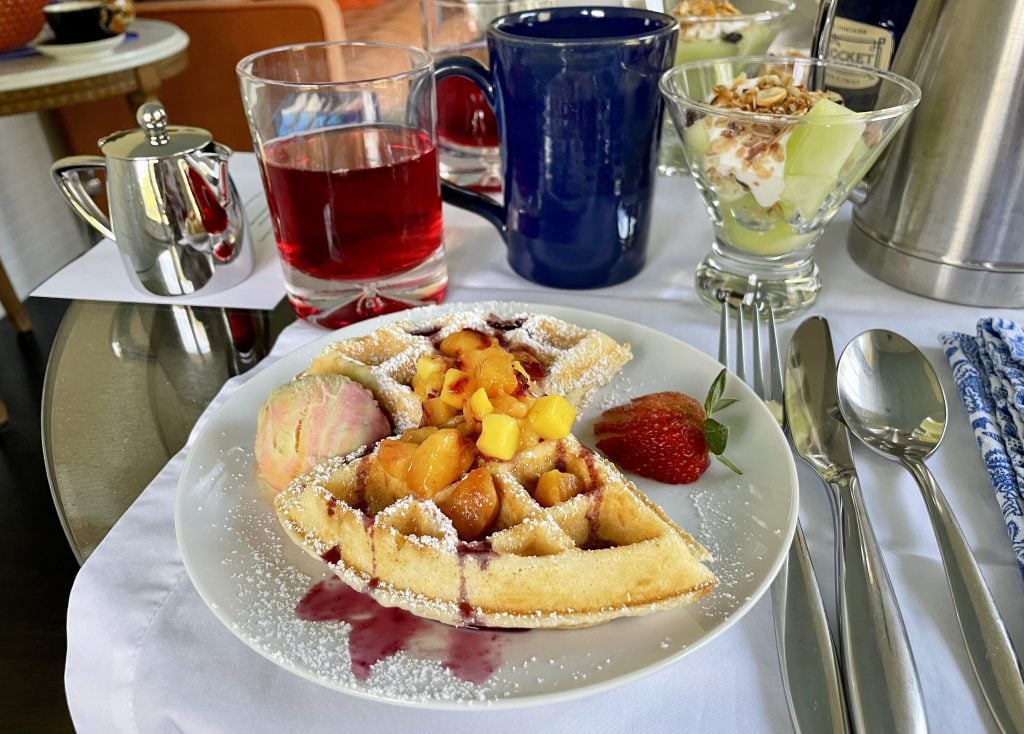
[434, 56, 506, 238]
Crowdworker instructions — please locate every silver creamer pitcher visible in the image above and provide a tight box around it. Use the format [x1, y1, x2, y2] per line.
[844, 0, 1024, 306]
[52, 102, 253, 297]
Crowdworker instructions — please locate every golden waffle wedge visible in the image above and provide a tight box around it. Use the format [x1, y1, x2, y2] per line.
[302, 310, 633, 431]
[275, 434, 717, 629]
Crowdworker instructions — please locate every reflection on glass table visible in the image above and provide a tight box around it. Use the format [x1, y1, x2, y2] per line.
[42, 299, 294, 563]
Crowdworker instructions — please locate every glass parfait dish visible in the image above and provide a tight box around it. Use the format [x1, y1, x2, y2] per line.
[660, 56, 920, 318]
[658, 0, 795, 176]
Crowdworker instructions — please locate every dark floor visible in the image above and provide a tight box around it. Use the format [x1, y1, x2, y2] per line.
[1, 297, 79, 732]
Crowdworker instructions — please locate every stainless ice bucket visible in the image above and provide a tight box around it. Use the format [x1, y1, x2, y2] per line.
[846, 0, 1024, 306]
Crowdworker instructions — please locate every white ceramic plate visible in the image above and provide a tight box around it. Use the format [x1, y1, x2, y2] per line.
[35, 33, 125, 61]
[175, 302, 798, 709]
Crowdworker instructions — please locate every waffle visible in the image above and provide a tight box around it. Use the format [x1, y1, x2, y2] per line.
[303, 310, 634, 432]
[269, 308, 716, 629]
[275, 434, 716, 628]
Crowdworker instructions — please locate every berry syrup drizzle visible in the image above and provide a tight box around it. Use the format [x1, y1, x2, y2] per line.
[296, 558, 510, 684]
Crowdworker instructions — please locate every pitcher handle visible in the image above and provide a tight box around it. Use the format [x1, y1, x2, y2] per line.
[435, 56, 506, 237]
[50, 156, 115, 241]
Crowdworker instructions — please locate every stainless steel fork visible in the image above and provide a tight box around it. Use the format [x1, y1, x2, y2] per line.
[718, 290, 850, 734]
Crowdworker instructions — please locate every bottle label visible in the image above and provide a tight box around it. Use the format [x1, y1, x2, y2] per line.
[827, 16, 895, 89]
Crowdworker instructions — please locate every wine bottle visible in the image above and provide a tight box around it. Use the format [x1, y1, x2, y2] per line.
[825, 0, 917, 109]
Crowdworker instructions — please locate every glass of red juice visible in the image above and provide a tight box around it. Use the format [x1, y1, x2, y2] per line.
[421, 0, 508, 192]
[237, 42, 447, 328]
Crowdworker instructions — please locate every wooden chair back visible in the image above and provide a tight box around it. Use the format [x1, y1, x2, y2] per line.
[57, 0, 347, 154]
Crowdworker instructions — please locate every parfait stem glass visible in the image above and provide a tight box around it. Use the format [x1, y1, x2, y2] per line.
[660, 55, 920, 319]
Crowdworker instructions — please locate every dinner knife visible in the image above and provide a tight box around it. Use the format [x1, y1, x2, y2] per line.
[771, 523, 850, 734]
[785, 316, 928, 734]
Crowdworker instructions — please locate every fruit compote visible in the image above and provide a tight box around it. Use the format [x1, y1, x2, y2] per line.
[375, 328, 579, 540]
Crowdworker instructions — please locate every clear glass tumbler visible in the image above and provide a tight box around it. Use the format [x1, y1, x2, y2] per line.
[421, 0, 505, 192]
[237, 42, 447, 328]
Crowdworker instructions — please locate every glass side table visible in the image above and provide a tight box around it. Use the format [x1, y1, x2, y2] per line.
[42, 299, 293, 563]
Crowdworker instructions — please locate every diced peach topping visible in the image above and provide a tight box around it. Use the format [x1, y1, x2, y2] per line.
[407, 428, 475, 499]
[476, 413, 520, 460]
[526, 395, 576, 439]
[378, 439, 418, 482]
[517, 423, 544, 452]
[384, 328, 581, 517]
[422, 397, 459, 426]
[492, 393, 531, 418]
[468, 388, 493, 420]
[439, 368, 473, 408]
[412, 354, 448, 399]
[533, 469, 584, 507]
[434, 468, 500, 540]
[401, 426, 439, 444]
[439, 329, 495, 358]
[473, 347, 519, 397]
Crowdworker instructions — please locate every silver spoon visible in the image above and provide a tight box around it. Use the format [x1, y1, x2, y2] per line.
[837, 329, 1024, 734]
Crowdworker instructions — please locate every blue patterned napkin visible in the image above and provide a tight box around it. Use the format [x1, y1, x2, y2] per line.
[942, 318, 1024, 579]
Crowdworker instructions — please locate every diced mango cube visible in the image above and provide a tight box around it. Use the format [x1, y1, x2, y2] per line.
[439, 368, 473, 408]
[533, 469, 583, 507]
[526, 395, 576, 439]
[422, 397, 459, 426]
[468, 388, 493, 420]
[476, 413, 520, 461]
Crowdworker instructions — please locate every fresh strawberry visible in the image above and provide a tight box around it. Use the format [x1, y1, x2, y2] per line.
[593, 369, 740, 484]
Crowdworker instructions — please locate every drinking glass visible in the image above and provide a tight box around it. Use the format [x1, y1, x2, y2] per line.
[658, 0, 794, 176]
[422, 0, 648, 193]
[421, 0, 504, 192]
[237, 42, 446, 329]
[660, 56, 920, 318]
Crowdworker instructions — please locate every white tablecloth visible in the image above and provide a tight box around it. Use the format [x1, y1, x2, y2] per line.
[65, 172, 1024, 733]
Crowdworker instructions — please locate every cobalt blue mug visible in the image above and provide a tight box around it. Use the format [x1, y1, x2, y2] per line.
[436, 7, 678, 289]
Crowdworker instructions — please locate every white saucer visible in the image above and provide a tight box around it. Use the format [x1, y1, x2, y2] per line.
[35, 33, 126, 62]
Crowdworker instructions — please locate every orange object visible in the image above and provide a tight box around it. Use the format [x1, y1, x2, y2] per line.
[56, 0, 348, 155]
[0, 0, 48, 53]
[334, 0, 380, 8]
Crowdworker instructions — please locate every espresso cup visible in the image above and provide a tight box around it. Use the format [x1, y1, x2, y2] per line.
[437, 7, 678, 289]
[44, 1, 115, 44]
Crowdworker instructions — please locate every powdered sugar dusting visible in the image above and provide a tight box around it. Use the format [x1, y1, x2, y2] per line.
[688, 482, 763, 620]
[219, 486, 501, 702]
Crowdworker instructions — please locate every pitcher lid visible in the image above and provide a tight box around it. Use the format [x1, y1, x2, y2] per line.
[99, 102, 214, 159]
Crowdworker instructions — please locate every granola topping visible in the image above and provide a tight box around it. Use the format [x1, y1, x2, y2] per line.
[694, 74, 847, 207]
[708, 73, 844, 116]
[672, 0, 742, 18]
[672, 0, 748, 42]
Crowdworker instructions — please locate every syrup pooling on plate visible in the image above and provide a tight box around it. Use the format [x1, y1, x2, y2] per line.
[296, 576, 506, 683]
